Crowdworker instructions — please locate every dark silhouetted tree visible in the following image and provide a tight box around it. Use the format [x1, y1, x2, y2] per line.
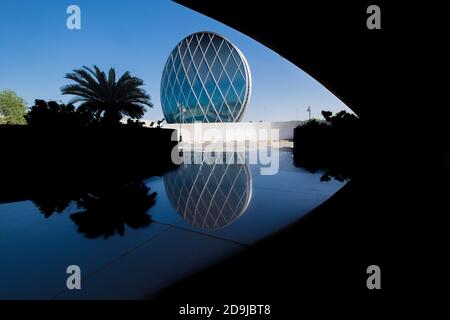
[321, 110, 359, 128]
[61, 65, 153, 126]
[294, 110, 360, 181]
[25, 99, 94, 127]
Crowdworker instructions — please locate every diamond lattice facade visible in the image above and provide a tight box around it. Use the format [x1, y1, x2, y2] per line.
[161, 32, 252, 123]
[163, 153, 252, 229]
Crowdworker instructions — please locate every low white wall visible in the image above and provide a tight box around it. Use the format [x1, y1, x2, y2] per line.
[271, 121, 306, 140]
[158, 121, 305, 142]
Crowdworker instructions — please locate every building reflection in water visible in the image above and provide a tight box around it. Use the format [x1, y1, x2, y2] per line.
[163, 152, 252, 229]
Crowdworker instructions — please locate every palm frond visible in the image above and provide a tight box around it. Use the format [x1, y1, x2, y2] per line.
[61, 65, 153, 124]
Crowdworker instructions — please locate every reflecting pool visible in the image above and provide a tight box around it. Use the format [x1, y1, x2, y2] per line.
[0, 149, 346, 299]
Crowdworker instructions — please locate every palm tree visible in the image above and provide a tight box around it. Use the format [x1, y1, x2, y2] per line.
[61, 65, 153, 125]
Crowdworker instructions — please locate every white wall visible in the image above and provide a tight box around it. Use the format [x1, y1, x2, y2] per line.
[154, 121, 305, 142]
[271, 120, 306, 140]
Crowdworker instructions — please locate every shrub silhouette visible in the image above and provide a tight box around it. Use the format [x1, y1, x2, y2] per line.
[25, 99, 94, 127]
[294, 110, 361, 181]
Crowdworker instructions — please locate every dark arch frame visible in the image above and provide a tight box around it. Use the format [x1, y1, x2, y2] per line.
[174, 0, 389, 121]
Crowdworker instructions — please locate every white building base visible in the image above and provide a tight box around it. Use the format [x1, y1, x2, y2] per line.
[146, 121, 305, 143]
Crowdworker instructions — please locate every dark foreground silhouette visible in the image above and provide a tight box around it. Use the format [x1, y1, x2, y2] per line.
[0, 125, 178, 204]
[0, 120, 177, 238]
[293, 110, 362, 181]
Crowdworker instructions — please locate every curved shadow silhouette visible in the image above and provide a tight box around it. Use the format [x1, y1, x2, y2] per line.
[163, 152, 252, 229]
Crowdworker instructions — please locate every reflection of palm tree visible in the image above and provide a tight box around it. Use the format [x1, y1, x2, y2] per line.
[61, 65, 153, 125]
[70, 181, 157, 238]
[31, 179, 157, 238]
[32, 196, 72, 218]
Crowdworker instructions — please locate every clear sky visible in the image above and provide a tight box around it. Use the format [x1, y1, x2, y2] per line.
[0, 0, 351, 121]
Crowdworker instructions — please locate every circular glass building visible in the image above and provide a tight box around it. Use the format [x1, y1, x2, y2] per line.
[161, 31, 251, 123]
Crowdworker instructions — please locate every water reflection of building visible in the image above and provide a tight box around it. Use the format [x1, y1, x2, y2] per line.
[163, 153, 252, 229]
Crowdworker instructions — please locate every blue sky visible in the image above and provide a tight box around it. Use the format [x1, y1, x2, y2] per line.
[0, 0, 351, 121]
